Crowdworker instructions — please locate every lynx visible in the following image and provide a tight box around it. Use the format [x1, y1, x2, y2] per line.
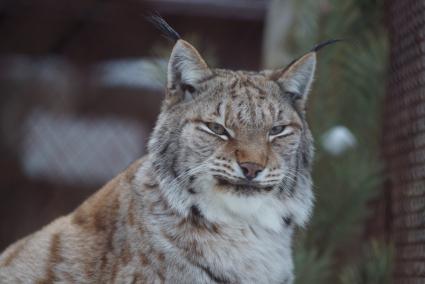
[0, 17, 334, 283]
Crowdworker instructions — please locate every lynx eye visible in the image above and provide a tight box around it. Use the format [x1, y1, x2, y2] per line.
[269, 125, 286, 136]
[205, 122, 229, 137]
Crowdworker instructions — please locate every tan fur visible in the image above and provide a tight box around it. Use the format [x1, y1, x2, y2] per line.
[1, 158, 168, 283]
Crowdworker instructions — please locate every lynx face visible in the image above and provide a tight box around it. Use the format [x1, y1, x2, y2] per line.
[148, 40, 315, 228]
[176, 73, 304, 193]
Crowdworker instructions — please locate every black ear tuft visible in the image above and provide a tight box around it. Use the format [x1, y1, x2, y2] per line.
[146, 14, 181, 43]
[311, 39, 344, 53]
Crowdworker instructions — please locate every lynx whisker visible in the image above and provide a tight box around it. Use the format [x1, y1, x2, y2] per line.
[166, 160, 211, 189]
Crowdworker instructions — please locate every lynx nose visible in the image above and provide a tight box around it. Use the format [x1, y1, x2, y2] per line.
[239, 162, 264, 180]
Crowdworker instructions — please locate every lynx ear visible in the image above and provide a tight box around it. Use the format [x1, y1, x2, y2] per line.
[167, 40, 211, 103]
[270, 52, 316, 110]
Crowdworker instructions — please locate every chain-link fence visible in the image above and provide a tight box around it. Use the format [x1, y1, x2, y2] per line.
[384, 1, 425, 283]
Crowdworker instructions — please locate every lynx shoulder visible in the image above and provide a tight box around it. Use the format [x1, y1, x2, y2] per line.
[0, 18, 333, 283]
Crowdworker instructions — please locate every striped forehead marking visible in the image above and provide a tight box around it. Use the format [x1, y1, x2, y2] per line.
[206, 73, 285, 128]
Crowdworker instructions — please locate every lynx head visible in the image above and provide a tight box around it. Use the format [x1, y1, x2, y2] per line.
[147, 31, 322, 229]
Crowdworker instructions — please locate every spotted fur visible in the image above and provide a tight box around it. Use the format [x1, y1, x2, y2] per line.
[0, 38, 318, 283]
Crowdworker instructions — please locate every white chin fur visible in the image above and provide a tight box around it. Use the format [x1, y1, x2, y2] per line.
[199, 188, 285, 232]
[193, 174, 313, 231]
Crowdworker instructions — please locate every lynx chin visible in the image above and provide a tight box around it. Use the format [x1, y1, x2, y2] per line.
[0, 18, 334, 283]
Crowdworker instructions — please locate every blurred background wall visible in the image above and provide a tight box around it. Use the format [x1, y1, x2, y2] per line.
[0, 0, 424, 283]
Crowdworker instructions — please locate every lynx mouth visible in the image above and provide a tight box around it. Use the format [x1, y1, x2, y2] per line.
[214, 176, 273, 193]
